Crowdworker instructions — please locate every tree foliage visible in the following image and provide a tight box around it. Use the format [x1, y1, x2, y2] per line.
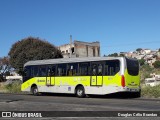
[140, 64, 154, 83]
[153, 61, 160, 68]
[136, 48, 142, 52]
[8, 37, 63, 74]
[119, 54, 125, 57]
[107, 53, 118, 57]
[139, 59, 145, 66]
[0, 56, 11, 82]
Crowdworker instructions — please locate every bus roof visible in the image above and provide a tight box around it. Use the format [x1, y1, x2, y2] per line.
[24, 57, 124, 67]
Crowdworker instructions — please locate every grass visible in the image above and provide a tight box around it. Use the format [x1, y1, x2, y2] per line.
[4, 81, 22, 93]
[141, 84, 160, 98]
[0, 82, 5, 91]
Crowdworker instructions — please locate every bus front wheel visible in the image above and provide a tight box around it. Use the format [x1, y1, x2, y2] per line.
[31, 86, 39, 96]
[75, 86, 85, 98]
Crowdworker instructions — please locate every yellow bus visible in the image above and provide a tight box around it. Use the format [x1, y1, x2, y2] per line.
[21, 57, 140, 98]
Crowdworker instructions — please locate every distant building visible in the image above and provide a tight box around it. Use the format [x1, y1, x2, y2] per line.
[140, 49, 151, 55]
[58, 40, 100, 58]
[119, 52, 128, 57]
[6, 72, 22, 81]
[145, 74, 160, 87]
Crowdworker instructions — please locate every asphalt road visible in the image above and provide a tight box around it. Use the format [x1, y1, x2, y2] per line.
[0, 93, 160, 120]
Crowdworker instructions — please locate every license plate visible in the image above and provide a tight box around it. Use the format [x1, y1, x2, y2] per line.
[130, 89, 136, 92]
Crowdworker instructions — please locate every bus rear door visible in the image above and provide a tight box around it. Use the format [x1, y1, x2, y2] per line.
[91, 62, 103, 86]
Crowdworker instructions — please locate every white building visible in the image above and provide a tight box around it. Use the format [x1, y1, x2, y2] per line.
[145, 74, 160, 87]
[141, 49, 151, 55]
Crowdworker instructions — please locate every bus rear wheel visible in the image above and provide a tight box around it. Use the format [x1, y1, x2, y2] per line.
[31, 86, 39, 96]
[75, 86, 85, 98]
[133, 91, 141, 98]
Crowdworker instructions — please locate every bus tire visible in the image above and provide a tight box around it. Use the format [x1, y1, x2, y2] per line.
[31, 86, 39, 96]
[75, 86, 85, 98]
[134, 91, 141, 98]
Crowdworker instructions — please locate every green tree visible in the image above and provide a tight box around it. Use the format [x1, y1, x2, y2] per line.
[136, 48, 142, 52]
[108, 53, 118, 57]
[139, 59, 145, 66]
[140, 64, 154, 82]
[119, 54, 125, 57]
[0, 56, 11, 82]
[153, 61, 160, 68]
[8, 37, 63, 74]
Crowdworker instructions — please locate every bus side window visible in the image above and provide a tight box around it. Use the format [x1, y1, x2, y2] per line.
[23, 66, 32, 82]
[105, 60, 120, 76]
[57, 68, 62, 76]
[105, 65, 109, 75]
[47, 68, 51, 76]
[79, 62, 90, 76]
[98, 64, 103, 75]
[51, 66, 56, 76]
[33, 66, 39, 77]
[24, 66, 31, 77]
[91, 62, 103, 76]
[67, 63, 78, 76]
[39, 66, 46, 77]
[57, 64, 66, 76]
[92, 65, 97, 76]
[47, 65, 56, 76]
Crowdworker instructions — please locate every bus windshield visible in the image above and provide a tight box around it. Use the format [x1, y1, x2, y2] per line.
[126, 58, 139, 76]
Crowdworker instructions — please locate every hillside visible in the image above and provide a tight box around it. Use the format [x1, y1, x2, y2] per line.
[140, 64, 160, 84]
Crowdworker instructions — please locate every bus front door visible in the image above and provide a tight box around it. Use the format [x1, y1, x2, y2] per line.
[91, 63, 103, 86]
[46, 66, 56, 86]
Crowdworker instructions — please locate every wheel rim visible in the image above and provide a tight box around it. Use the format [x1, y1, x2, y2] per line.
[77, 89, 83, 96]
[33, 87, 38, 95]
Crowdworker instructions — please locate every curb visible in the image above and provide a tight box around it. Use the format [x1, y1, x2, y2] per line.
[0, 92, 31, 95]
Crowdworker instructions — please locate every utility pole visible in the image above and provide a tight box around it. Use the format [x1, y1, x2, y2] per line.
[70, 35, 72, 58]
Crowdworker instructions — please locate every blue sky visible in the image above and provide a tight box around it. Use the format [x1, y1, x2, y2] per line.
[0, 0, 160, 57]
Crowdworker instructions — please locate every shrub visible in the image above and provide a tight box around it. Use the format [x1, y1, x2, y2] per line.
[141, 85, 160, 98]
[5, 81, 21, 93]
[153, 61, 160, 68]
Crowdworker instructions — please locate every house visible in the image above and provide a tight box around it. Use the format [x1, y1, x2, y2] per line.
[119, 52, 128, 57]
[145, 74, 160, 87]
[145, 57, 157, 67]
[58, 40, 100, 58]
[140, 49, 151, 55]
[135, 55, 145, 60]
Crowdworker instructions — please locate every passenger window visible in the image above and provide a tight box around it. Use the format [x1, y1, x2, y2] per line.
[79, 62, 90, 76]
[92, 64, 97, 76]
[47, 68, 51, 76]
[23, 66, 32, 83]
[57, 64, 66, 76]
[33, 66, 39, 77]
[51, 66, 56, 76]
[104, 60, 120, 76]
[91, 62, 104, 76]
[39, 66, 46, 77]
[98, 64, 103, 75]
[67, 63, 78, 76]
[24, 66, 31, 77]
[47, 65, 56, 76]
